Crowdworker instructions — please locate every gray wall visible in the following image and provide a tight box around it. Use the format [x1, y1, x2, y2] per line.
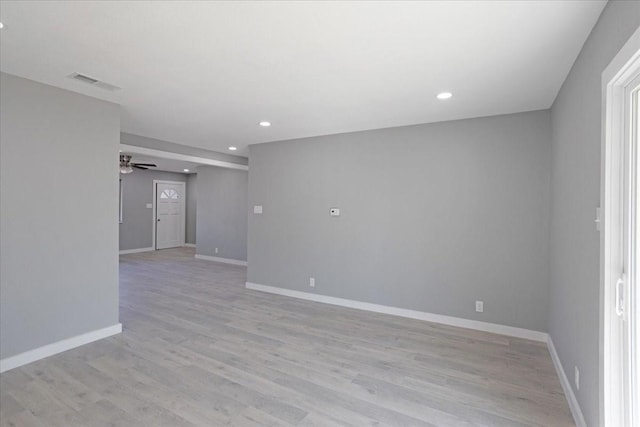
[196, 166, 248, 261]
[548, 1, 640, 425]
[248, 110, 551, 331]
[0, 73, 120, 359]
[186, 174, 197, 245]
[119, 170, 189, 251]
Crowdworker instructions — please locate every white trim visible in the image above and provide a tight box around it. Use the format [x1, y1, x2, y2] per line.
[119, 247, 155, 255]
[120, 144, 248, 171]
[118, 178, 123, 224]
[195, 254, 248, 266]
[601, 27, 640, 427]
[548, 336, 587, 427]
[244, 282, 547, 342]
[0, 323, 122, 373]
[152, 180, 157, 250]
[184, 243, 196, 248]
[153, 180, 186, 250]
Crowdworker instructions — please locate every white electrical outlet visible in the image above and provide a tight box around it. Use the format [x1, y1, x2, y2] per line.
[575, 366, 580, 390]
[215, 248, 219, 254]
[475, 301, 484, 313]
[309, 277, 315, 287]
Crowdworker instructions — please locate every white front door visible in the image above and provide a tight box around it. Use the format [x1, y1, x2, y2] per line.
[156, 182, 184, 249]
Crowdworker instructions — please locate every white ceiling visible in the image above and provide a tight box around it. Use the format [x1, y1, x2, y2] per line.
[0, 1, 606, 157]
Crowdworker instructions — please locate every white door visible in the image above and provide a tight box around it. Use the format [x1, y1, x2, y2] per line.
[603, 55, 640, 427]
[628, 76, 640, 427]
[156, 182, 184, 250]
[615, 74, 640, 427]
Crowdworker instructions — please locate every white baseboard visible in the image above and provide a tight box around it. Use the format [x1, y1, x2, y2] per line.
[184, 243, 196, 248]
[0, 323, 122, 373]
[119, 247, 154, 255]
[244, 282, 547, 342]
[547, 336, 586, 427]
[195, 254, 248, 266]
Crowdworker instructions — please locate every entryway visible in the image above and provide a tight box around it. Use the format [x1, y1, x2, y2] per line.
[154, 180, 186, 250]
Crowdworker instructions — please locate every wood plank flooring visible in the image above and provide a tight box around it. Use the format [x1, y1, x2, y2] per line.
[0, 247, 575, 426]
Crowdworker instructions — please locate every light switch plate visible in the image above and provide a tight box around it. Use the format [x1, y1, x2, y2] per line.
[146, 203, 153, 209]
[330, 208, 340, 216]
[254, 205, 263, 214]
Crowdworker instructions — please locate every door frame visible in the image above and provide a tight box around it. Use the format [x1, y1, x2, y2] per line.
[600, 27, 640, 427]
[152, 180, 186, 250]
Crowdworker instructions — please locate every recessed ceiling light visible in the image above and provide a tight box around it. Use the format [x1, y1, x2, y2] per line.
[259, 121, 271, 127]
[228, 146, 237, 151]
[183, 169, 190, 172]
[436, 92, 453, 100]
[0, 23, 5, 29]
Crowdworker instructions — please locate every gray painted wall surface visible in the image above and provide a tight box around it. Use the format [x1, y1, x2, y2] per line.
[196, 166, 248, 261]
[186, 174, 197, 245]
[0, 73, 120, 359]
[548, 1, 640, 425]
[119, 170, 188, 251]
[248, 110, 552, 332]
[121, 133, 248, 166]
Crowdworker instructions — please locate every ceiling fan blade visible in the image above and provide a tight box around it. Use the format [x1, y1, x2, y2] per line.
[132, 163, 157, 167]
[133, 165, 149, 170]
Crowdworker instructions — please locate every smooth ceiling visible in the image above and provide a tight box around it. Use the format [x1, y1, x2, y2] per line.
[0, 1, 606, 156]
[120, 154, 200, 175]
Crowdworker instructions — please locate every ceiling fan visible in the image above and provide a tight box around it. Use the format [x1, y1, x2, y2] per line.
[119, 154, 157, 174]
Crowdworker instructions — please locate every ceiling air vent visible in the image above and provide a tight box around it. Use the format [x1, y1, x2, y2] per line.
[68, 73, 121, 91]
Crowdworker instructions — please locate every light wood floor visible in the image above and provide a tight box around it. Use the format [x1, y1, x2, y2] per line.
[1, 247, 574, 426]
